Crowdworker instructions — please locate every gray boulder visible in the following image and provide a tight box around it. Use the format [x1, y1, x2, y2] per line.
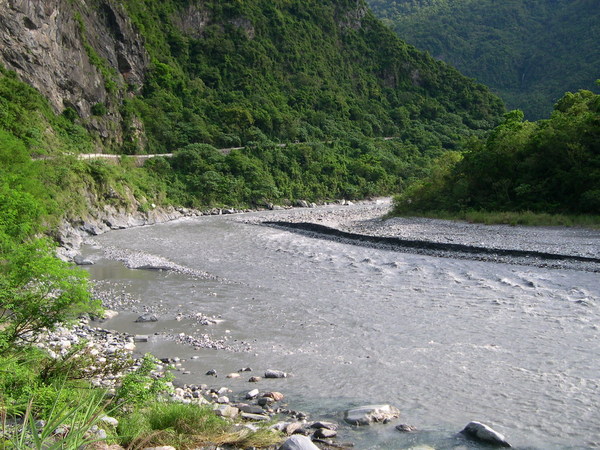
[240, 404, 265, 415]
[73, 255, 94, 265]
[265, 369, 287, 378]
[278, 435, 320, 450]
[460, 421, 511, 447]
[135, 313, 158, 323]
[344, 404, 400, 426]
[214, 405, 239, 419]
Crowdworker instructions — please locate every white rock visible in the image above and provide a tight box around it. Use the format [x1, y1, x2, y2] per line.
[278, 435, 319, 450]
[100, 416, 119, 427]
[102, 309, 119, 320]
[344, 404, 400, 426]
[245, 388, 260, 399]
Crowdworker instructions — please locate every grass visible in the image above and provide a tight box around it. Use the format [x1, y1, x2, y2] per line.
[1, 388, 111, 449]
[118, 401, 282, 449]
[390, 209, 600, 229]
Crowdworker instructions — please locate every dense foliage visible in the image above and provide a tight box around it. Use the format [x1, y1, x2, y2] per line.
[149, 138, 435, 207]
[118, 0, 503, 154]
[367, 0, 600, 119]
[393, 88, 600, 215]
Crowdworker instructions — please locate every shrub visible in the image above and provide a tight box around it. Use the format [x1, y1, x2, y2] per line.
[0, 238, 101, 353]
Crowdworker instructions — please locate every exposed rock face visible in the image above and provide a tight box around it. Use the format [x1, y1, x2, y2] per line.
[0, 0, 149, 148]
[172, 3, 210, 38]
[336, 0, 369, 30]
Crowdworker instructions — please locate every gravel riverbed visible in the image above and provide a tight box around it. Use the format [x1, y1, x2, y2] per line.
[57, 198, 600, 449]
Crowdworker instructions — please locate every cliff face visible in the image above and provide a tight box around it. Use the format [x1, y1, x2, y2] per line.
[0, 0, 149, 148]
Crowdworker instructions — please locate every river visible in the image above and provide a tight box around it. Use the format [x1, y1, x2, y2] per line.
[81, 201, 600, 449]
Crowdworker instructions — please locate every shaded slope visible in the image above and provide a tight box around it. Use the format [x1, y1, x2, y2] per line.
[368, 0, 600, 119]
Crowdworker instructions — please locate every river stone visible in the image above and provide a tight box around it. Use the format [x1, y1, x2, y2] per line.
[265, 369, 287, 378]
[248, 376, 262, 382]
[278, 435, 320, 450]
[263, 391, 284, 401]
[245, 388, 260, 399]
[344, 404, 400, 426]
[214, 404, 239, 419]
[74, 255, 94, 265]
[240, 404, 265, 414]
[102, 310, 119, 320]
[313, 428, 337, 439]
[241, 412, 270, 421]
[226, 372, 240, 379]
[135, 313, 158, 323]
[460, 421, 511, 447]
[123, 342, 136, 351]
[134, 335, 149, 342]
[310, 421, 338, 430]
[257, 396, 274, 406]
[396, 424, 417, 432]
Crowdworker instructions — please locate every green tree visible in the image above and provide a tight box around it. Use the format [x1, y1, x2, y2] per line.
[0, 239, 100, 352]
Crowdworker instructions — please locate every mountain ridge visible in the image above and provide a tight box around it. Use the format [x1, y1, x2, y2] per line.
[367, 0, 600, 119]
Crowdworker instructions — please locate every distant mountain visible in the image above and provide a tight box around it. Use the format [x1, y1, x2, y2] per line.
[367, 0, 600, 119]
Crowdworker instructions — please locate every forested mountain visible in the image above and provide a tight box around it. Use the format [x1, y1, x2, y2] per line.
[0, 0, 504, 213]
[367, 0, 600, 119]
[1, 0, 502, 155]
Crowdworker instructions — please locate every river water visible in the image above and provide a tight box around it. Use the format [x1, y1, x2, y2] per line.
[82, 204, 600, 449]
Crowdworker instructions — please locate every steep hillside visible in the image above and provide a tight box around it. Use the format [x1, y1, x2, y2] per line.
[368, 0, 600, 119]
[0, 0, 503, 156]
[393, 87, 600, 216]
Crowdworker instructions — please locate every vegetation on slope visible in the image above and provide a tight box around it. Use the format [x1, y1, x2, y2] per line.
[392, 86, 600, 220]
[118, 0, 503, 153]
[367, 0, 600, 119]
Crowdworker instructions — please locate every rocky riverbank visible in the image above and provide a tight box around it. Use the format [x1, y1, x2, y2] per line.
[246, 199, 600, 272]
[56, 198, 594, 448]
[33, 316, 513, 449]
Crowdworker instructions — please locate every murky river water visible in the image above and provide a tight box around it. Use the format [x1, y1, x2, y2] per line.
[82, 207, 600, 449]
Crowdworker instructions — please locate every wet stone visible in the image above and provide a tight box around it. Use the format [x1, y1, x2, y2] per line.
[396, 424, 417, 432]
[265, 369, 288, 378]
[313, 428, 337, 439]
[135, 313, 158, 323]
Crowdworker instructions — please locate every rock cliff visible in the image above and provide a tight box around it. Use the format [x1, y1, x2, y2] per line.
[0, 0, 149, 149]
